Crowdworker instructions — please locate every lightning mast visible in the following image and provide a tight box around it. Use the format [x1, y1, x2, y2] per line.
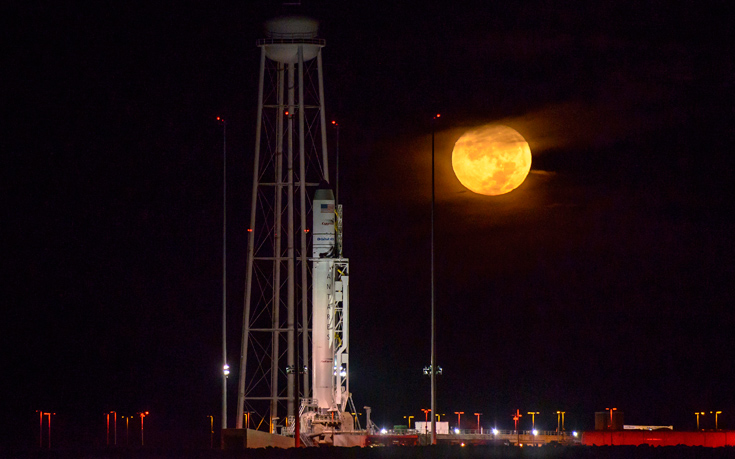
[236, 16, 329, 432]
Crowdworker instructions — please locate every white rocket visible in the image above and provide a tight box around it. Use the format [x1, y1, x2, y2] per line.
[311, 187, 349, 415]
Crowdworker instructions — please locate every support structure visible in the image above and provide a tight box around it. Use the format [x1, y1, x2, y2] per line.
[237, 16, 329, 433]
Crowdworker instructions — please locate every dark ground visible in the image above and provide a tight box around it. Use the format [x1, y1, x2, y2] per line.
[5, 445, 735, 459]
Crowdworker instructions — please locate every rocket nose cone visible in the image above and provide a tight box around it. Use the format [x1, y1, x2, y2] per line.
[314, 183, 334, 201]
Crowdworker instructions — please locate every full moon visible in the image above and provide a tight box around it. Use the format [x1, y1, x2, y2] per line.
[452, 124, 532, 195]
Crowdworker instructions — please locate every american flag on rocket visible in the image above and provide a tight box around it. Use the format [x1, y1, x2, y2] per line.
[321, 203, 334, 213]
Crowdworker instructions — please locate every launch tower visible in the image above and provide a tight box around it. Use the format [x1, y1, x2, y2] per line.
[237, 16, 359, 445]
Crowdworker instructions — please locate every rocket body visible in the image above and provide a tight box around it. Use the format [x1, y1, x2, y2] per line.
[312, 188, 336, 258]
[312, 188, 336, 410]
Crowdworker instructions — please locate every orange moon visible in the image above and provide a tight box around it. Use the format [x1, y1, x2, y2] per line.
[451, 124, 532, 195]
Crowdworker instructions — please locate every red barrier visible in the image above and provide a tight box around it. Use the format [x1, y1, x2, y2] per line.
[583, 430, 735, 447]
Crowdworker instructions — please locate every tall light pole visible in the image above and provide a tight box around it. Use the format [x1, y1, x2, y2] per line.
[606, 408, 617, 430]
[556, 411, 566, 432]
[110, 411, 117, 446]
[121, 416, 130, 446]
[36, 410, 43, 448]
[474, 413, 482, 432]
[207, 416, 214, 448]
[44, 412, 55, 449]
[404, 415, 414, 429]
[430, 113, 441, 445]
[695, 411, 705, 430]
[138, 411, 149, 446]
[217, 116, 228, 434]
[528, 412, 539, 430]
[421, 408, 431, 435]
[513, 410, 522, 431]
[454, 411, 464, 430]
[712, 411, 722, 430]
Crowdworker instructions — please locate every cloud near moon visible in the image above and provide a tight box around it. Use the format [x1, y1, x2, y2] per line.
[494, 100, 662, 155]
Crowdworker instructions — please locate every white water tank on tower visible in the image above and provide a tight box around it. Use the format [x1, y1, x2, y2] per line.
[261, 16, 322, 63]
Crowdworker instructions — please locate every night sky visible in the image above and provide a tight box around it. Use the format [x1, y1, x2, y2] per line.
[5, 0, 734, 450]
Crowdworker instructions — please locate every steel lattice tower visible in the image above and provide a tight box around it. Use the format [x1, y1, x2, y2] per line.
[236, 16, 329, 432]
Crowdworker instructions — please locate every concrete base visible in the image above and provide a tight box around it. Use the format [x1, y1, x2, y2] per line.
[222, 428, 295, 450]
[333, 433, 368, 447]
